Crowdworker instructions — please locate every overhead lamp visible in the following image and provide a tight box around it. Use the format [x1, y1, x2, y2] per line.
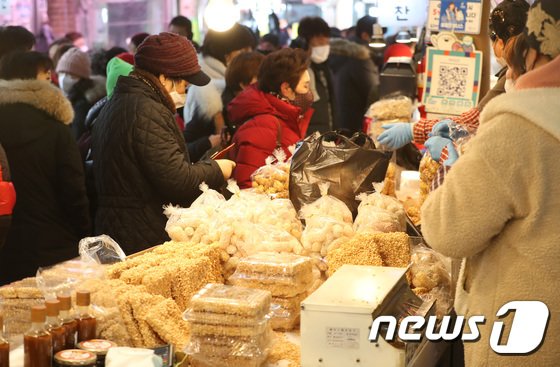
[396, 31, 412, 44]
[369, 23, 386, 48]
[204, 0, 239, 32]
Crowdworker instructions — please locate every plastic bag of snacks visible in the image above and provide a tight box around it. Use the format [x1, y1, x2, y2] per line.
[407, 244, 452, 318]
[419, 153, 441, 206]
[254, 199, 303, 239]
[353, 187, 407, 234]
[164, 183, 225, 242]
[251, 149, 290, 199]
[299, 183, 353, 224]
[79, 235, 127, 264]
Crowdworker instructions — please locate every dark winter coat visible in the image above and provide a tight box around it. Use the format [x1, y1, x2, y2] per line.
[307, 62, 336, 135]
[329, 38, 380, 133]
[91, 69, 225, 255]
[228, 85, 313, 188]
[67, 75, 106, 141]
[0, 80, 91, 285]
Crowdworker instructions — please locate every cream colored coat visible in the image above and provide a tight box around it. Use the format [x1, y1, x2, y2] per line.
[422, 85, 560, 366]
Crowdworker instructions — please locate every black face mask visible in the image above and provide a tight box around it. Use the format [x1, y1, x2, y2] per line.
[292, 90, 314, 113]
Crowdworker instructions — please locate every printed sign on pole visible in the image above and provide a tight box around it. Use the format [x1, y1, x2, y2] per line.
[422, 47, 483, 116]
[428, 0, 482, 35]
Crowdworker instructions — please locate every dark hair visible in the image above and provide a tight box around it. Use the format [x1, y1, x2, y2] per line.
[67, 78, 94, 104]
[90, 48, 108, 76]
[0, 26, 36, 59]
[297, 17, 330, 43]
[202, 24, 257, 64]
[504, 32, 530, 79]
[0, 51, 53, 80]
[261, 33, 280, 48]
[258, 48, 309, 94]
[52, 44, 74, 68]
[226, 51, 265, 94]
[356, 15, 377, 38]
[130, 32, 150, 48]
[65, 31, 84, 42]
[106, 46, 127, 61]
[489, 0, 530, 43]
[169, 15, 193, 40]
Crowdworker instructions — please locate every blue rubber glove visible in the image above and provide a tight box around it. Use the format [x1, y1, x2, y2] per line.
[424, 136, 452, 162]
[430, 119, 453, 138]
[444, 142, 459, 166]
[377, 123, 413, 150]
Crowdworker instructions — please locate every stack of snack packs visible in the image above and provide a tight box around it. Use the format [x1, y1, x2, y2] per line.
[184, 284, 273, 367]
[299, 183, 354, 275]
[251, 149, 290, 199]
[353, 184, 407, 235]
[229, 253, 315, 331]
[164, 183, 226, 242]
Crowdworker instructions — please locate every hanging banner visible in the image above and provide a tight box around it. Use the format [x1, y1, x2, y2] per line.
[422, 46, 483, 116]
[428, 0, 483, 35]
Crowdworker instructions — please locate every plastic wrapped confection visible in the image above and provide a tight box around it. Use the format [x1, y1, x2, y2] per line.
[269, 292, 307, 331]
[183, 308, 269, 327]
[254, 199, 303, 240]
[186, 327, 272, 358]
[251, 149, 290, 199]
[190, 319, 270, 338]
[189, 284, 271, 318]
[299, 183, 353, 224]
[235, 253, 313, 278]
[407, 245, 452, 317]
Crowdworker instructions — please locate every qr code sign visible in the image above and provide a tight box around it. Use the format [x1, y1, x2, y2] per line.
[437, 65, 468, 97]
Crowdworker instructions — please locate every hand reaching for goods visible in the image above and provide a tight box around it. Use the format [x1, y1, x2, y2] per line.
[424, 136, 452, 162]
[377, 123, 414, 149]
[215, 159, 236, 180]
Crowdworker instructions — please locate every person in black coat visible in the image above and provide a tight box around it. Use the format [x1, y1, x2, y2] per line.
[91, 32, 235, 255]
[329, 37, 379, 133]
[0, 52, 91, 285]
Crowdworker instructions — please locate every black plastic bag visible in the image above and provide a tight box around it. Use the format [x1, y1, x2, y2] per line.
[289, 131, 390, 215]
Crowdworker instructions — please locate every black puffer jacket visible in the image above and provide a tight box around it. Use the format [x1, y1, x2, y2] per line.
[91, 70, 225, 254]
[329, 38, 380, 133]
[0, 79, 90, 285]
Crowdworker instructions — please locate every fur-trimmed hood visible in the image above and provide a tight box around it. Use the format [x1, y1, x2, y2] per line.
[0, 79, 74, 124]
[329, 38, 371, 60]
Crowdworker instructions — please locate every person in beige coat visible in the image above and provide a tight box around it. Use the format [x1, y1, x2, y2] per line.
[422, 1, 560, 366]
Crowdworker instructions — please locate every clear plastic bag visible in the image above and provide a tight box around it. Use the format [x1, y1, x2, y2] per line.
[189, 284, 272, 318]
[301, 216, 354, 257]
[251, 149, 290, 199]
[186, 328, 273, 358]
[164, 182, 225, 243]
[407, 245, 453, 318]
[299, 183, 353, 224]
[36, 259, 106, 300]
[366, 95, 413, 122]
[254, 199, 303, 240]
[79, 235, 127, 264]
[353, 190, 407, 234]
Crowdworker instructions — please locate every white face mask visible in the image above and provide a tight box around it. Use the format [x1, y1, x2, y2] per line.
[504, 78, 516, 93]
[310, 45, 330, 64]
[169, 82, 187, 109]
[58, 73, 79, 94]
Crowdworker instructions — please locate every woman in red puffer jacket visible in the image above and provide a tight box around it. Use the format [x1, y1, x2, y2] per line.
[227, 48, 314, 188]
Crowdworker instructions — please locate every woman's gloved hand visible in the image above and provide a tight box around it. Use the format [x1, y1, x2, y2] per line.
[377, 123, 414, 149]
[424, 136, 452, 162]
[431, 119, 453, 138]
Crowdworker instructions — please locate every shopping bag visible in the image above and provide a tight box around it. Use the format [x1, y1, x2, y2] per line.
[289, 131, 390, 215]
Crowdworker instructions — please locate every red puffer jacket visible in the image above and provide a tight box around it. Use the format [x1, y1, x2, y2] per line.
[228, 85, 313, 188]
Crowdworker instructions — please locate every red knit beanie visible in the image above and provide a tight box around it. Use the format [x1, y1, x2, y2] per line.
[116, 52, 134, 65]
[134, 32, 210, 86]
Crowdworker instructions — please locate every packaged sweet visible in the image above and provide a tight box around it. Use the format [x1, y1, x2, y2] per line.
[251, 149, 290, 199]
